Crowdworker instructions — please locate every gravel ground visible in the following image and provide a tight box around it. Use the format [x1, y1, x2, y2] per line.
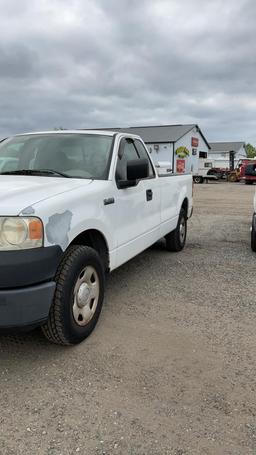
[0, 182, 255, 455]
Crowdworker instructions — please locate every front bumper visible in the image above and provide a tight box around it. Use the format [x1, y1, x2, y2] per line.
[0, 245, 63, 289]
[0, 282, 56, 329]
[0, 245, 63, 329]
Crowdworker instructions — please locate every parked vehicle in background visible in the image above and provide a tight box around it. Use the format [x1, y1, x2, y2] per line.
[242, 162, 256, 185]
[208, 167, 228, 180]
[227, 159, 256, 183]
[251, 191, 256, 251]
[0, 130, 193, 345]
[193, 158, 219, 184]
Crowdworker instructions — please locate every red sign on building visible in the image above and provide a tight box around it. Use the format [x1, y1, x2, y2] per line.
[176, 159, 185, 173]
[191, 137, 199, 147]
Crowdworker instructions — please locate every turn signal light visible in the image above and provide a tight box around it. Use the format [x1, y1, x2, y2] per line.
[29, 219, 43, 240]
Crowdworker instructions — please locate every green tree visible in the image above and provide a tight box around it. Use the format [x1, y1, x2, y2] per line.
[245, 143, 256, 158]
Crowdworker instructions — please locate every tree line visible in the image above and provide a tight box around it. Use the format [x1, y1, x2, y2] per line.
[246, 143, 256, 158]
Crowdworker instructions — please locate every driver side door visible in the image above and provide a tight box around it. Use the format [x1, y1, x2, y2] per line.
[114, 137, 160, 268]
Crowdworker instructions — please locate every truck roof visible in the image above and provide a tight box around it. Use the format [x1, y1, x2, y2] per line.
[13, 130, 141, 139]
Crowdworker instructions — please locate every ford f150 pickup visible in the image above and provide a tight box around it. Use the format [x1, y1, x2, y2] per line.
[0, 130, 193, 345]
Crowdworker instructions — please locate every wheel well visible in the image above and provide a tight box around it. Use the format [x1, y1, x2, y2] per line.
[181, 198, 188, 217]
[70, 229, 109, 271]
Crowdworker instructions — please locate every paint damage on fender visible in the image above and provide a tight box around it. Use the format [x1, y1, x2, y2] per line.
[45, 210, 73, 249]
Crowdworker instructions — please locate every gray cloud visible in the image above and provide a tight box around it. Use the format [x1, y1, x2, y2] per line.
[0, 0, 256, 143]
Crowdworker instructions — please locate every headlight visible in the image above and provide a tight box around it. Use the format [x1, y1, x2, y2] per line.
[0, 217, 43, 250]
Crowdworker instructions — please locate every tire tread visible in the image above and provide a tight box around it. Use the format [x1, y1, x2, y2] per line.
[165, 208, 187, 252]
[42, 245, 102, 345]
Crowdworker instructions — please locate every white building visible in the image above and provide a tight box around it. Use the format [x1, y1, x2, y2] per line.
[111, 124, 210, 174]
[208, 142, 246, 169]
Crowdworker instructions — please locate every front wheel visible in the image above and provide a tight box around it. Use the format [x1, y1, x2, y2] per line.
[165, 208, 187, 252]
[227, 173, 237, 182]
[42, 245, 105, 345]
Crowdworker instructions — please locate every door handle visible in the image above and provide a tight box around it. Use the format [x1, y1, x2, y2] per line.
[146, 189, 153, 201]
[104, 197, 115, 205]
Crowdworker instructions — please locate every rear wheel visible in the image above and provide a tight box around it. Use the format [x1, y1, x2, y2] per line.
[42, 245, 105, 345]
[165, 208, 187, 252]
[193, 176, 203, 184]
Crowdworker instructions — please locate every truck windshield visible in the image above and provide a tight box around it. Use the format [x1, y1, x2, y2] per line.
[0, 133, 114, 179]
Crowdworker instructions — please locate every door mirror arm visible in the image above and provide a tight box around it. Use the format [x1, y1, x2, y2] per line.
[117, 179, 137, 189]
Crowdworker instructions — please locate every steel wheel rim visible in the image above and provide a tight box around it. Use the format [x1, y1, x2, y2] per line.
[179, 217, 186, 243]
[72, 266, 100, 326]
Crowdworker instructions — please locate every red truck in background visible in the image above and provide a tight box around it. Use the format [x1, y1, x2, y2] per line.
[241, 160, 256, 185]
[224, 159, 256, 183]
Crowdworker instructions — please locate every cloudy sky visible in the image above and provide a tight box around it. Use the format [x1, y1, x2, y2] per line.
[0, 0, 255, 143]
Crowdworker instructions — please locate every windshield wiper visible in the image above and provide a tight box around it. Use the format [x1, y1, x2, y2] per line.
[0, 169, 71, 178]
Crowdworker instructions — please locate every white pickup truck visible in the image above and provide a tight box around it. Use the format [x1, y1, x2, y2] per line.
[0, 130, 193, 345]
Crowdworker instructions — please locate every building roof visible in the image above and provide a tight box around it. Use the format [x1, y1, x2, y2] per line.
[209, 141, 245, 153]
[96, 124, 210, 148]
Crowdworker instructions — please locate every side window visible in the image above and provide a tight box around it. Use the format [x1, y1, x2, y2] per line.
[134, 139, 155, 177]
[115, 139, 139, 181]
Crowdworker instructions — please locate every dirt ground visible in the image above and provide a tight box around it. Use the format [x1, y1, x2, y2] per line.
[0, 182, 256, 455]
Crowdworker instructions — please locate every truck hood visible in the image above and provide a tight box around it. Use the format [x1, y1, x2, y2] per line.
[0, 175, 92, 216]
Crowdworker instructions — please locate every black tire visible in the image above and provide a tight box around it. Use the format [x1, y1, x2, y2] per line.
[42, 245, 105, 345]
[165, 208, 187, 252]
[193, 176, 203, 184]
[245, 180, 254, 185]
[251, 219, 256, 252]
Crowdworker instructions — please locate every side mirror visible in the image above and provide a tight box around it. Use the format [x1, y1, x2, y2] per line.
[127, 159, 149, 180]
[118, 159, 149, 189]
